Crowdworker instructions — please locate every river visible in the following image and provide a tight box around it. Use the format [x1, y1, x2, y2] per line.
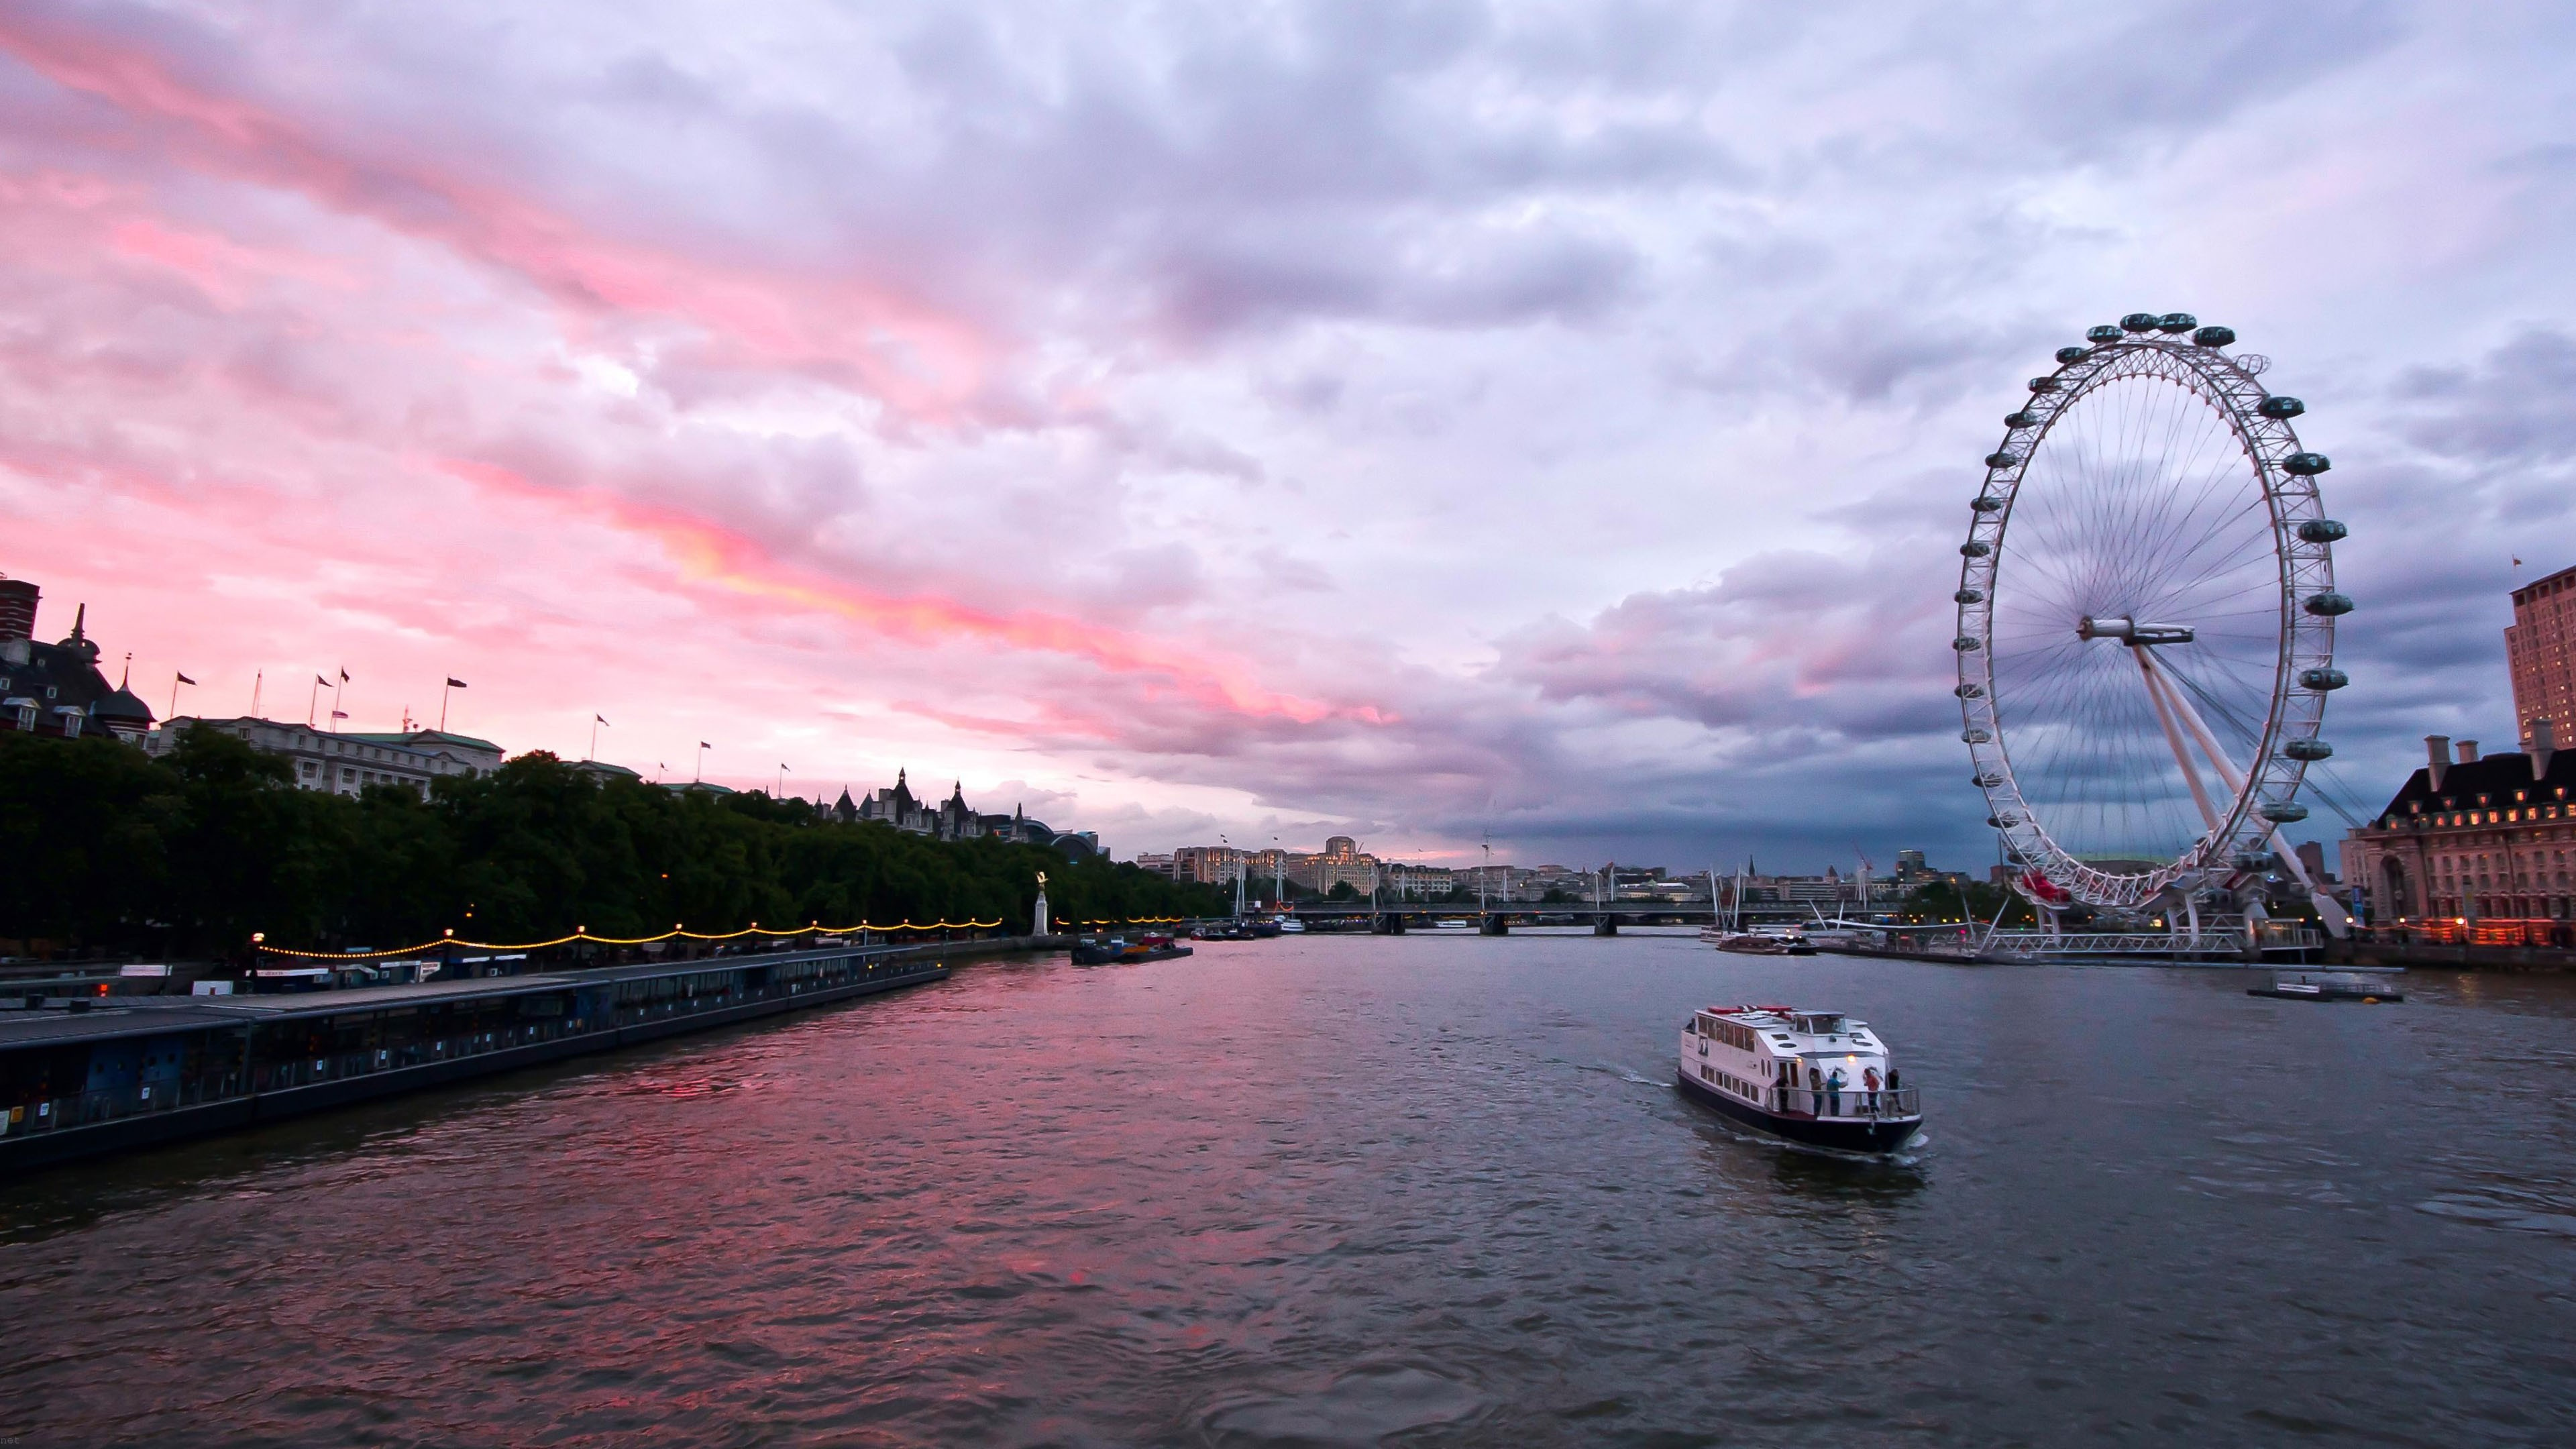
[3, 932, 2573, 1446]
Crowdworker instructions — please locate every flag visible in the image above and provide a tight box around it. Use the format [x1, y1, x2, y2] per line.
[315, 674, 331, 686]
[446, 677, 468, 689]
[700, 741, 712, 749]
[596, 714, 608, 724]
[330, 710, 349, 720]
[338, 669, 350, 683]
[175, 672, 196, 686]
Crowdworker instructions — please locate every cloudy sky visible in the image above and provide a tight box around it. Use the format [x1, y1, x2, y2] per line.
[3, 1, 2569, 872]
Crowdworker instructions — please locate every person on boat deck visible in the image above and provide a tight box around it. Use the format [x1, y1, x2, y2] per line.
[1862, 1065, 1882, 1110]
[1807, 1065, 1824, 1116]
[1825, 1067, 1846, 1116]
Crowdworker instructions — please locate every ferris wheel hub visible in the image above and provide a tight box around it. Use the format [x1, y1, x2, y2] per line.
[2075, 616, 2195, 646]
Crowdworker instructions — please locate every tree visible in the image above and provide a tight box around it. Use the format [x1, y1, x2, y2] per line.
[0, 728, 1227, 957]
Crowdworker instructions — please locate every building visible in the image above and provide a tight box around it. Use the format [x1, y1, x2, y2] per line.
[0, 575, 36, 641]
[1131, 852, 1177, 879]
[1381, 863, 1456, 899]
[2508, 562, 2576, 753]
[0, 578, 152, 742]
[1289, 835, 1380, 895]
[1894, 849, 1929, 887]
[842, 768, 1099, 857]
[150, 717, 488, 798]
[2339, 735, 2573, 923]
[341, 729, 504, 777]
[1172, 845, 1245, 885]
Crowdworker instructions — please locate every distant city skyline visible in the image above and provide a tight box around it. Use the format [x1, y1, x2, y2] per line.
[3, 7, 2571, 871]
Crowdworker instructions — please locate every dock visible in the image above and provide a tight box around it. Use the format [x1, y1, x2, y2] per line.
[0, 940, 1007, 1173]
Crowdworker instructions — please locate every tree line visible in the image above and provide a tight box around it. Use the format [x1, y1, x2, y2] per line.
[0, 727, 1226, 959]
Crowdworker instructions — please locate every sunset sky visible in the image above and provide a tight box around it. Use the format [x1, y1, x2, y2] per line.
[3, 1, 2570, 870]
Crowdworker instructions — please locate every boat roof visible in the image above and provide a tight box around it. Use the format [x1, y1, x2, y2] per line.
[1700, 1005, 1876, 1038]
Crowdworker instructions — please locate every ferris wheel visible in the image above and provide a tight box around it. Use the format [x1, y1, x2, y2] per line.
[1953, 312, 2353, 932]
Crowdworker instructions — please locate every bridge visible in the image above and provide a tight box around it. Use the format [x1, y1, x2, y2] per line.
[1264, 900, 1723, 934]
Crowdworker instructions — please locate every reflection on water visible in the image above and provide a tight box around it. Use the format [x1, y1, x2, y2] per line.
[4, 937, 2575, 1446]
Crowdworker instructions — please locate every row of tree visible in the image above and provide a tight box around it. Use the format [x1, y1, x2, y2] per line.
[0, 729, 1228, 959]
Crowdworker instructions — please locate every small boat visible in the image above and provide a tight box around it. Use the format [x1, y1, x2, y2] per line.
[1432, 918, 1473, 930]
[1678, 1004, 1921, 1153]
[1276, 918, 1307, 934]
[1701, 928, 1816, 955]
[1070, 934, 1193, 965]
[2248, 971, 2402, 1003]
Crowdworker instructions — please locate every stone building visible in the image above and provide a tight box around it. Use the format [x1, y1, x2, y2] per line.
[2338, 735, 2575, 923]
[0, 577, 152, 742]
[840, 768, 1099, 856]
[150, 718, 496, 798]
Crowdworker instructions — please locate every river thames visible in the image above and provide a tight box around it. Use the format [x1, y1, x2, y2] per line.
[3, 934, 2572, 1446]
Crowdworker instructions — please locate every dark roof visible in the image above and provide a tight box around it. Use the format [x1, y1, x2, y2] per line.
[572, 759, 642, 782]
[92, 684, 154, 724]
[2374, 749, 2576, 820]
[0, 633, 116, 716]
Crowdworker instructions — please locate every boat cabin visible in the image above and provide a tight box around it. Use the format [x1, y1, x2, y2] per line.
[1682, 1005, 1904, 1119]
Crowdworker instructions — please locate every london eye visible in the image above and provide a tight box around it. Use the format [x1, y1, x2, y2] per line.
[1953, 313, 2352, 931]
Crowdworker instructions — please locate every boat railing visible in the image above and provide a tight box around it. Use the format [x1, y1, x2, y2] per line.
[1768, 1085, 1921, 1120]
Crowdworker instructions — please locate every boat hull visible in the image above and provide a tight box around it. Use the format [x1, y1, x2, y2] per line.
[1676, 1069, 1919, 1153]
[2247, 985, 2400, 1002]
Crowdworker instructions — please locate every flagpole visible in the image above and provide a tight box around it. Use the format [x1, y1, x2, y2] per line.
[588, 716, 600, 761]
[333, 669, 346, 729]
[441, 679, 451, 732]
[250, 669, 262, 719]
[308, 675, 321, 729]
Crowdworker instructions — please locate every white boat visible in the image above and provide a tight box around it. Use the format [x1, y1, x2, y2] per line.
[1677, 1004, 1922, 1153]
[1275, 916, 1306, 934]
[1432, 918, 1473, 930]
[1699, 927, 1817, 955]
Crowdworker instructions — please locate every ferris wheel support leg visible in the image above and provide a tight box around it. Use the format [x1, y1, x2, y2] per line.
[2135, 649, 2221, 832]
[2139, 647, 2353, 939]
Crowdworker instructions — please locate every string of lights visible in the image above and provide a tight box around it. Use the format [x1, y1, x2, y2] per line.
[252, 919, 1010, 960]
[250, 914, 1197, 959]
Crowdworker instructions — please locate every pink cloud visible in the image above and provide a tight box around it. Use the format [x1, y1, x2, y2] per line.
[0, 8, 997, 420]
[431, 457, 1385, 727]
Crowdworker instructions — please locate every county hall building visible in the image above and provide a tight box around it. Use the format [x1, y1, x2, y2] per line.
[2341, 564, 2576, 938]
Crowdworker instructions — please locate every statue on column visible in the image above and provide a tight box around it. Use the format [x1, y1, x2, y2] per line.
[1032, 870, 1051, 938]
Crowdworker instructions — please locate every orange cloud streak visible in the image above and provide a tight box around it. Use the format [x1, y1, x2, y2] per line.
[434, 458, 1385, 727]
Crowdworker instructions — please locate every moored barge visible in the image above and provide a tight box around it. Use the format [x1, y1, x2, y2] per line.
[0, 943, 953, 1173]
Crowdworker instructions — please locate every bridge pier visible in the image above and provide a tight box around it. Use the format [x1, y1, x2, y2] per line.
[1479, 914, 1509, 936]
[1373, 912, 1407, 934]
[1593, 914, 1619, 936]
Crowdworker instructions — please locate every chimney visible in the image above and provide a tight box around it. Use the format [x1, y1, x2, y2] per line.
[0, 574, 34, 643]
[2426, 735, 2451, 792]
[2536, 718, 2559, 783]
[2458, 739, 2480, 765]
